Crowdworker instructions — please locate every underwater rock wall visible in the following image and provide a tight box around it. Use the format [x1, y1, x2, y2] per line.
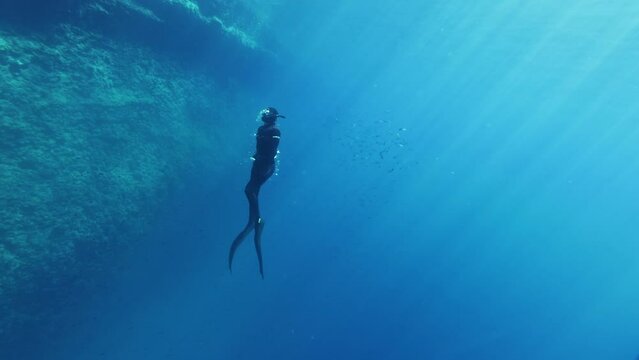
[1, 0, 271, 44]
[0, 0, 272, 347]
[1, 0, 276, 82]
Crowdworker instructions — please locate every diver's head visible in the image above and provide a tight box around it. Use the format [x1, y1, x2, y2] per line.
[259, 107, 285, 124]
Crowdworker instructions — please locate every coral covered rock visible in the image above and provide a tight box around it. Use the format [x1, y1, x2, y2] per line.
[0, 23, 249, 343]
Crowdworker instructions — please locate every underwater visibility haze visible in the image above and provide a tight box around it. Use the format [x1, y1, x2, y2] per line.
[1, 0, 639, 359]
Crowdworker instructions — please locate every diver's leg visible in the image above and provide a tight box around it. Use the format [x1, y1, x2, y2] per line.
[252, 164, 274, 278]
[261, 163, 275, 184]
[229, 162, 274, 275]
[245, 180, 260, 224]
[254, 218, 265, 279]
[246, 162, 273, 224]
[228, 180, 259, 272]
[247, 161, 271, 222]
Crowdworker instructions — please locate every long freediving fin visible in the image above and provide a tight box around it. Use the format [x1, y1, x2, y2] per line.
[254, 218, 265, 279]
[228, 222, 255, 273]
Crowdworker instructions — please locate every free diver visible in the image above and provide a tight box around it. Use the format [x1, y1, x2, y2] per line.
[228, 107, 285, 278]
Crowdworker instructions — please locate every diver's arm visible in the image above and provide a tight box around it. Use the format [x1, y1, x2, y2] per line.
[270, 128, 281, 151]
[257, 127, 280, 158]
[268, 127, 281, 141]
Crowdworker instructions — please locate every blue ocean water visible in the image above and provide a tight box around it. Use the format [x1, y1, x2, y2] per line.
[4, 1, 639, 359]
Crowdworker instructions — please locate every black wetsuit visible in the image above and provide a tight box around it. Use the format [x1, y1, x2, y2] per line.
[228, 122, 280, 278]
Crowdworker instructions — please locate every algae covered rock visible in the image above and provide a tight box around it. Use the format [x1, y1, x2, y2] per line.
[0, 23, 248, 343]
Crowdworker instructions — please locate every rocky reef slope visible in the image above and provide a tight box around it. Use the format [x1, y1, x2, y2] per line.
[0, 0, 273, 347]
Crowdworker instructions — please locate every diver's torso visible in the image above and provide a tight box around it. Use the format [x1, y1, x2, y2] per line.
[254, 124, 280, 162]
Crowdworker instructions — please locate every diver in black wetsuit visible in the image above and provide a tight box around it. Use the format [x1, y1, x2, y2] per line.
[229, 107, 285, 278]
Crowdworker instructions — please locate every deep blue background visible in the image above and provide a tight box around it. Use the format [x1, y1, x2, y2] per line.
[12, 1, 639, 359]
